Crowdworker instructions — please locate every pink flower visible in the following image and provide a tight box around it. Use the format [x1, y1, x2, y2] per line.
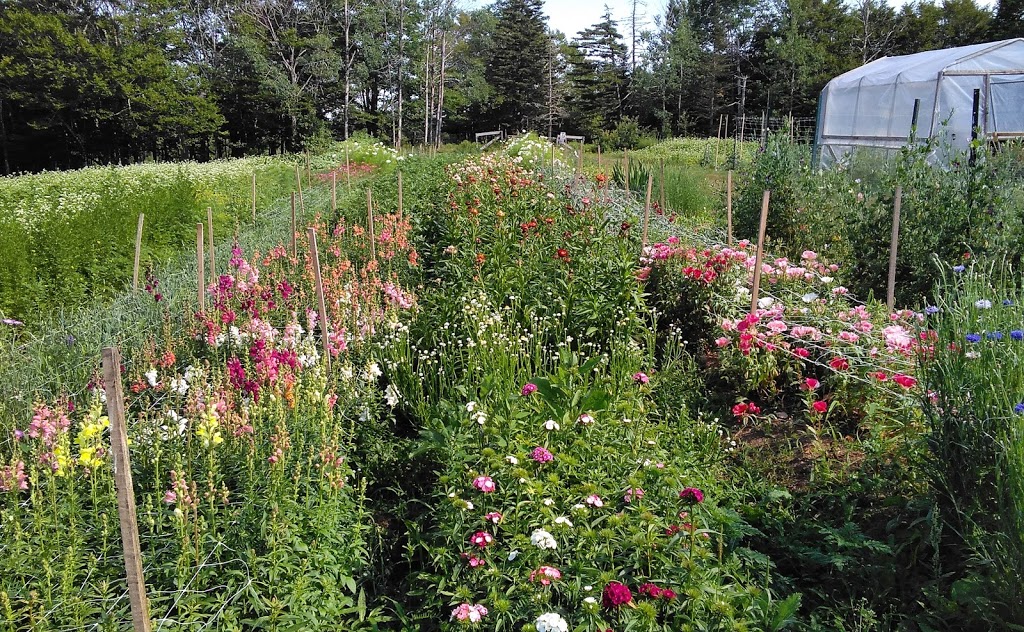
[472, 475, 496, 493]
[838, 331, 860, 343]
[678, 487, 704, 504]
[633, 372, 650, 385]
[801, 250, 818, 261]
[811, 400, 828, 414]
[715, 337, 731, 347]
[163, 490, 177, 504]
[469, 531, 494, 548]
[577, 413, 595, 426]
[639, 582, 663, 598]
[451, 603, 488, 622]
[802, 378, 820, 391]
[521, 383, 538, 396]
[529, 565, 562, 585]
[585, 494, 604, 507]
[883, 325, 913, 350]
[766, 320, 788, 334]
[484, 511, 503, 524]
[624, 487, 645, 503]
[829, 357, 850, 371]
[793, 347, 810, 358]
[462, 553, 486, 568]
[893, 374, 917, 389]
[602, 581, 633, 608]
[531, 446, 554, 463]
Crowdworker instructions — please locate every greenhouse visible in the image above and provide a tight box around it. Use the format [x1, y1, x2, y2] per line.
[814, 38, 1024, 166]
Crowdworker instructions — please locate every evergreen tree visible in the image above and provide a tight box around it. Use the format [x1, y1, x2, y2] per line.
[565, 9, 628, 137]
[485, 0, 550, 130]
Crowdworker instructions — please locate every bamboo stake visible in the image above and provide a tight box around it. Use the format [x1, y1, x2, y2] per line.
[251, 172, 257, 224]
[308, 227, 332, 371]
[102, 347, 152, 632]
[367, 188, 377, 262]
[295, 165, 305, 215]
[206, 206, 215, 275]
[345, 145, 352, 192]
[331, 171, 337, 212]
[132, 213, 144, 293]
[642, 173, 654, 248]
[726, 170, 734, 247]
[397, 171, 404, 226]
[196, 223, 205, 312]
[659, 158, 666, 211]
[290, 192, 297, 258]
[887, 186, 903, 311]
[750, 190, 771, 314]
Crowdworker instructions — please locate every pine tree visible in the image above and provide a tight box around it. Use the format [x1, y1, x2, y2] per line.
[485, 0, 550, 130]
[565, 9, 629, 136]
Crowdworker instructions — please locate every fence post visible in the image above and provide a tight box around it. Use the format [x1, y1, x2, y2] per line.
[132, 213, 144, 293]
[597, 144, 602, 170]
[887, 186, 903, 311]
[307, 228, 332, 372]
[397, 171, 404, 226]
[196, 223, 205, 312]
[750, 190, 771, 314]
[726, 170, 734, 247]
[345, 145, 352, 192]
[206, 207, 215, 276]
[305, 150, 312, 186]
[251, 172, 257, 225]
[102, 347, 152, 632]
[366, 188, 377, 262]
[295, 165, 306, 215]
[642, 173, 654, 249]
[624, 150, 630, 192]
[331, 172, 337, 213]
[659, 158, 666, 211]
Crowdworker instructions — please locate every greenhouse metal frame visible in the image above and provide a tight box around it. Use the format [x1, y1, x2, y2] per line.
[814, 38, 1024, 166]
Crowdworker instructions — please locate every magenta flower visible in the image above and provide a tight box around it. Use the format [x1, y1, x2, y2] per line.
[633, 371, 650, 385]
[451, 603, 488, 622]
[624, 487, 645, 503]
[602, 581, 633, 608]
[678, 487, 704, 504]
[472, 475, 496, 493]
[521, 383, 538, 396]
[469, 531, 494, 548]
[531, 446, 554, 463]
[484, 511, 503, 524]
[529, 565, 562, 585]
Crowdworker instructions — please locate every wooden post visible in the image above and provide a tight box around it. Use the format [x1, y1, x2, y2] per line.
[305, 150, 312, 185]
[624, 150, 630, 191]
[307, 227, 332, 371]
[132, 213, 144, 293]
[295, 165, 306, 215]
[642, 173, 654, 248]
[366, 188, 377, 262]
[196, 223, 205, 312]
[715, 115, 723, 169]
[887, 186, 903, 311]
[577, 140, 584, 176]
[659, 158, 666, 211]
[331, 171, 337, 212]
[251, 172, 257, 225]
[726, 170, 734, 247]
[102, 347, 152, 632]
[550, 142, 555, 173]
[750, 190, 771, 314]
[290, 193, 297, 258]
[597, 144, 602, 170]
[397, 171, 404, 226]
[345, 145, 352, 192]
[206, 207, 215, 275]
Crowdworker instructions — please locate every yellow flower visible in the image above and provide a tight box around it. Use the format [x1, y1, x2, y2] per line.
[197, 411, 224, 449]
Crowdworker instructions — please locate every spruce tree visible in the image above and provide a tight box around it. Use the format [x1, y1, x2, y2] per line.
[485, 0, 550, 131]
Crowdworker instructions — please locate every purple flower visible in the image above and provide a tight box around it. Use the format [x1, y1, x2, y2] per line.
[531, 446, 553, 463]
[966, 333, 981, 343]
[1, 318, 23, 327]
[632, 372, 650, 385]
[679, 487, 705, 504]
[521, 383, 538, 397]
[1004, 299, 1014, 306]
[925, 306, 940, 315]
[1012, 330, 1024, 341]
[1015, 403, 1024, 415]
[953, 265, 966, 273]
[987, 331, 1004, 340]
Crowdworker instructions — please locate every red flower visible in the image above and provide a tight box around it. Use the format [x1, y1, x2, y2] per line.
[811, 400, 828, 414]
[829, 357, 850, 371]
[602, 582, 633, 609]
[893, 374, 917, 388]
[556, 248, 570, 261]
[638, 583, 663, 598]
[732, 403, 748, 417]
[794, 347, 810, 358]
[802, 378, 820, 391]
[678, 487, 704, 504]
[869, 371, 888, 381]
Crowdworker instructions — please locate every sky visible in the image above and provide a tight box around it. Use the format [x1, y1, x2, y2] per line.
[464, 0, 669, 39]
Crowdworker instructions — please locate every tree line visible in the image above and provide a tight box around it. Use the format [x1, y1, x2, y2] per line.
[1, 0, 1018, 173]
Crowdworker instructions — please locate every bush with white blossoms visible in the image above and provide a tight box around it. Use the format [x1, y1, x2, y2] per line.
[535, 612, 569, 632]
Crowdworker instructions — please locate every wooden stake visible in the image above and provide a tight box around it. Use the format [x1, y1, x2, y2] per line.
[726, 170, 734, 247]
[642, 173, 654, 248]
[196, 223, 205, 312]
[887, 185, 903, 311]
[659, 158, 666, 211]
[624, 150, 630, 191]
[715, 115, 723, 169]
[750, 190, 771, 314]
[295, 165, 306, 215]
[577, 140, 584, 176]
[366, 188, 377, 261]
[305, 150, 312, 185]
[132, 213, 144, 293]
[597, 144, 602, 170]
[206, 206, 215, 275]
[307, 227, 332, 371]
[102, 347, 152, 632]
[331, 172, 337, 213]
[290, 193, 297, 258]
[550, 142, 555, 173]
[397, 171, 404, 226]
[251, 172, 257, 225]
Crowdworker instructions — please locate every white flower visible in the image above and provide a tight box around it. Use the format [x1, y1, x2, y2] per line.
[583, 596, 597, 605]
[975, 299, 993, 309]
[385, 384, 401, 407]
[543, 419, 560, 431]
[577, 413, 594, 426]
[508, 549, 520, 561]
[542, 498, 555, 506]
[464, 501, 475, 510]
[340, 366, 354, 381]
[758, 297, 774, 309]
[821, 276, 834, 283]
[169, 377, 188, 395]
[535, 612, 569, 632]
[802, 292, 819, 303]
[466, 401, 477, 412]
[585, 494, 603, 507]
[584, 585, 593, 591]
[530, 528, 557, 550]
[145, 369, 158, 388]
[506, 455, 519, 465]
[367, 362, 383, 378]
[474, 411, 487, 425]
[553, 516, 573, 527]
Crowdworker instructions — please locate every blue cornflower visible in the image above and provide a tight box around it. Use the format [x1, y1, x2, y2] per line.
[987, 331, 1004, 340]
[1004, 299, 1015, 306]
[1015, 403, 1024, 415]
[966, 333, 982, 343]
[925, 305, 940, 315]
[953, 265, 966, 273]
[1012, 330, 1024, 341]
[976, 299, 993, 309]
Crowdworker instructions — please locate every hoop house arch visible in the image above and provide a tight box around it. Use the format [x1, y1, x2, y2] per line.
[814, 38, 1024, 167]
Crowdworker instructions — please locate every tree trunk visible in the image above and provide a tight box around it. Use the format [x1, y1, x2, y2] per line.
[0, 98, 9, 175]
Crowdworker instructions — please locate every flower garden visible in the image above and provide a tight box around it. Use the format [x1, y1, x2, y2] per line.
[0, 135, 1022, 629]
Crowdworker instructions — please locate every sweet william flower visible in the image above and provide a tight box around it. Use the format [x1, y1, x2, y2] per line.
[530, 528, 557, 550]
[532, 446, 554, 463]
[633, 372, 650, 385]
[469, 531, 494, 548]
[679, 487, 704, 504]
[577, 413, 595, 426]
[535, 612, 569, 632]
[521, 383, 538, 396]
[472, 475, 496, 493]
[585, 494, 604, 507]
[624, 487, 644, 503]
[602, 582, 633, 609]
[529, 565, 563, 585]
[484, 511, 503, 523]
[543, 419, 560, 431]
